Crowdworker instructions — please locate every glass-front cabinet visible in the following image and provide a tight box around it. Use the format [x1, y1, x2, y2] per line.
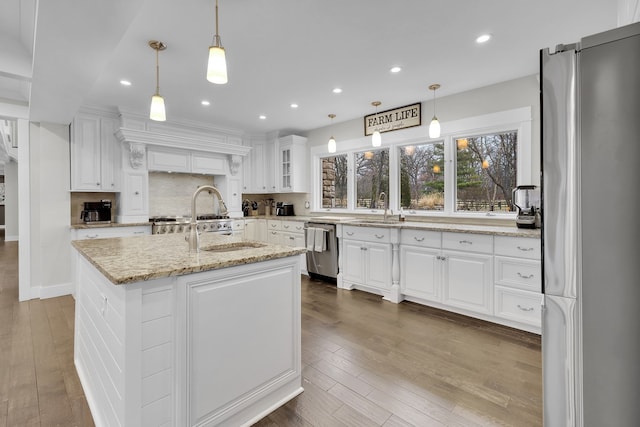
[277, 135, 308, 192]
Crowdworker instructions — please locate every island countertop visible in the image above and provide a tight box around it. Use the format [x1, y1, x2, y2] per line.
[72, 233, 306, 285]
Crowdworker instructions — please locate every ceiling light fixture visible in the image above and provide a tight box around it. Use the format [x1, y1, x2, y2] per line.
[428, 84, 441, 138]
[371, 101, 382, 147]
[333, 88, 342, 94]
[201, 100, 211, 106]
[390, 66, 402, 73]
[149, 40, 167, 122]
[120, 80, 132, 86]
[259, 115, 266, 120]
[476, 34, 492, 44]
[206, 0, 228, 84]
[290, 103, 299, 109]
[327, 114, 337, 153]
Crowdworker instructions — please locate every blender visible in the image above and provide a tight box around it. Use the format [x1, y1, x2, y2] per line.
[512, 185, 541, 228]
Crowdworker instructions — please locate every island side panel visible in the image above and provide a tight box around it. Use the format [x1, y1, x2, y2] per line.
[74, 252, 176, 427]
[176, 256, 303, 427]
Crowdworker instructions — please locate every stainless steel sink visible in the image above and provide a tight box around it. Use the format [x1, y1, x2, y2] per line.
[201, 242, 266, 252]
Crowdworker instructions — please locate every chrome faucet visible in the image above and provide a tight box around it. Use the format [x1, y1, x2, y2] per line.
[378, 191, 390, 221]
[188, 185, 228, 252]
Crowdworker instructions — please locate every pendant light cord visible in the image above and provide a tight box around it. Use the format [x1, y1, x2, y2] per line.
[155, 47, 160, 96]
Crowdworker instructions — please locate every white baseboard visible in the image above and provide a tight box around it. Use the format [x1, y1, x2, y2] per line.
[31, 281, 74, 300]
[5, 235, 18, 241]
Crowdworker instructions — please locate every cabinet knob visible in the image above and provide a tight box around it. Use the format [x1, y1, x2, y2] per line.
[233, 193, 237, 196]
[96, 182, 100, 186]
[134, 191, 140, 195]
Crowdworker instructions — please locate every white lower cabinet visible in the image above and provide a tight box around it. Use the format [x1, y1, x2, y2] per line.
[441, 250, 493, 315]
[400, 245, 442, 302]
[340, 226, 392, 296]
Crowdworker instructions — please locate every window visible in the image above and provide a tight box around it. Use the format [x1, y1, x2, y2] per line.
[399, 143, 445, 211]
[355, 149, 389, 209]
[321, 155, 348, 208]
[455, 131, 517, 212]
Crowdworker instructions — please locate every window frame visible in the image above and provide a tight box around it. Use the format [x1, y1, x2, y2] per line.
[311, 107, 531, 218]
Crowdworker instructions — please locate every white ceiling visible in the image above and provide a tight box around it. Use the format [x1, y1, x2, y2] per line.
[0, 0, 618, 134]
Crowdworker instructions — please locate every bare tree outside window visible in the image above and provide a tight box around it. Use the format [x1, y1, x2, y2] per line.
[455, 131, 517, 212]
[355, 149, 389, 208]
[321, 155, 348, 208]
[399, 143, 445, 211]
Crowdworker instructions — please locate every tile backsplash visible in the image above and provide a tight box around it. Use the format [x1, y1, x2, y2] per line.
[149, 172, 218, 216]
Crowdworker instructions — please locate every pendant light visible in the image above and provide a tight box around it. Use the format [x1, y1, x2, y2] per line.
[428, 84, 441, 138]
[206, 0, 228, 84]
[371, 101, 382, 147]
[149, 40, 167, 122]
[327, 114, 337, 153]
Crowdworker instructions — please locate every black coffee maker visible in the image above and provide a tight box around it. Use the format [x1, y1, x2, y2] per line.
[80, 200, 112, 223]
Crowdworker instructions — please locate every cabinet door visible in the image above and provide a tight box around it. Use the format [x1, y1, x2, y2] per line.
[71, 114, 102, 190]
[442, 251, 493, 315]
[280, 147, 292, 191]
[244, 220, 256, 241]
[147, 149, 190, 172]
[256, 219, 268, 242]
[242, 150, 253, 192]
[226, 178, 242, 212]
[252, 141, 267, 192]
[267, 230, 283, 245]
[400, 245, 441, 302]
[365, 242, 391, 290]
[100, 118, 120, 191]
[122, 171, 148, 217]
[342, 240, 365, 284]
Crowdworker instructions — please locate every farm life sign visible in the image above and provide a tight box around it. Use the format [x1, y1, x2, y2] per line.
[364, 102, 421, 136]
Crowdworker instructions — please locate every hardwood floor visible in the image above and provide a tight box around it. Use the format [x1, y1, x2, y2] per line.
[0, 238, 94, 427]
[256, 277, 542, 427]
[0, 236, 541, 426]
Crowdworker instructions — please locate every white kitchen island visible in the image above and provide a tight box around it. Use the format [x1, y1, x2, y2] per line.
[72, 233, 305, 427]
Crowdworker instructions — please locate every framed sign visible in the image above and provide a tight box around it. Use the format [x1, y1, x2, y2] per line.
[364, 102, 421, 136]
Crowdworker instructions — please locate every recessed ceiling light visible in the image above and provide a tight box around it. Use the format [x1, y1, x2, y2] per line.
[332, 88, 342, 94]
[390, 66, 402, 73]
[259, 115, 267, 120]
[201, 100, 210, 106]
[290, 103, 299, 109]
[120, 80, 132, 86]
[476, 34, 492, 44]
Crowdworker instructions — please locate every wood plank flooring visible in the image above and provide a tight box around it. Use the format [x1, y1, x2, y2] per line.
[256, 277, 542, 427]
[0, 234, 541, 426]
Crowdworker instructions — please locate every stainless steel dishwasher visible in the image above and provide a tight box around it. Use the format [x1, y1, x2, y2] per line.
[305, 221, 338, 280]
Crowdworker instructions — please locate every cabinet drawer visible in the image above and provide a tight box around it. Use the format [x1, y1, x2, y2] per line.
[400, 229, 441, 248]
[342, 226, 390, 243]
[72, 225, 151, 240]
[267, 220, 283, 231]
[494, 286, 542, 327]
[442, 232, 493, 254]
[495, 256, 541, 292]
[231, 220, 244, 230]
[494, 236, 541, 260]
[281, 220, 304, 234]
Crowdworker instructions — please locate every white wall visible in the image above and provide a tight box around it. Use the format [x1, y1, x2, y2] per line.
[306, 75, 540, 186]
[618, 0, 640, 25]
[29, 122, 72, 299]
[4, 159, 19, 240]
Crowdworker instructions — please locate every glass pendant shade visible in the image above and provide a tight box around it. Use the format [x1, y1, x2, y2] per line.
[207, 45, 228, 84]
[328, 136, 336, 153]
[429, 117, 440, 138]
[150, 95, 166, 121]
[372, 130, 382, 147]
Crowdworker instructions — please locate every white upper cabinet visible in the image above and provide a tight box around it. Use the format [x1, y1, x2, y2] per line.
[277, 135, 308, 193]
[71, 111, 121, 191]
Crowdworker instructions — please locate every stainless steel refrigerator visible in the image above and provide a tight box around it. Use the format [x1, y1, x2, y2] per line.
[541, 22, 640, 426]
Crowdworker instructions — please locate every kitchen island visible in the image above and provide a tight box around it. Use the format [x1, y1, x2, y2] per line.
[72, 233, 305, 427]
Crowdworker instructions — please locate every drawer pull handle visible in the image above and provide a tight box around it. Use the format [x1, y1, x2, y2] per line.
[517, 272, 534, 279]
[517, 246, 534, 252]
[375, 234, 384, 239]
[437, 255, 447, 261]
[133, 231, 145, 235]
[517, 304, 535, 312]
[414, 236, 425, 242]
[289, 236, 295, 240]
[86, 234, 99, 239]
[284, 225, 290, 229]
[459, 240, 473, 244]
[346, 231, 354, 236]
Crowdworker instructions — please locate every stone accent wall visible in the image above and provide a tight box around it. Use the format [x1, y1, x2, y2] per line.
[322, 157, 336, 208]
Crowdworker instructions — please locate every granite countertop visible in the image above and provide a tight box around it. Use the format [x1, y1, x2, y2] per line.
[72, 233, 306, 285]
[71, 222, 151, 229]
[340, 220, 540, 238]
